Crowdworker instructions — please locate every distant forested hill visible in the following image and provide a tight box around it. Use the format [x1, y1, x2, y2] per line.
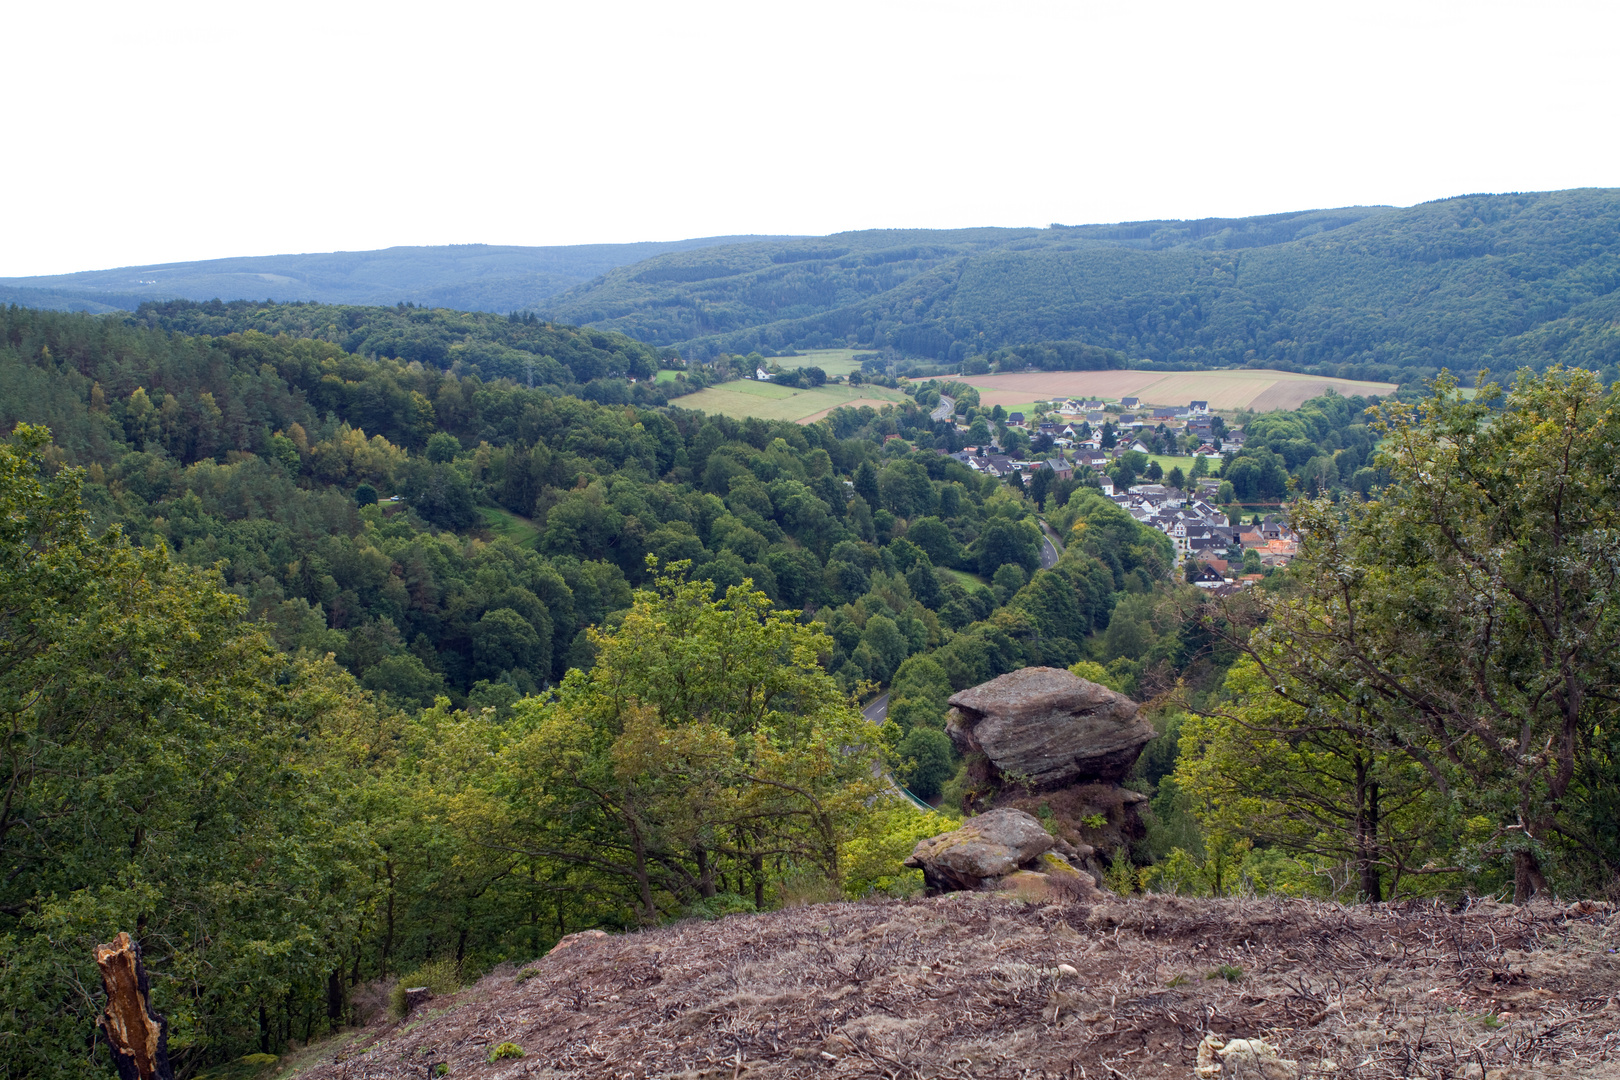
[132, 298, 696, 407]
[542, 190, 1620, 383]
[0, 236, 796, 313]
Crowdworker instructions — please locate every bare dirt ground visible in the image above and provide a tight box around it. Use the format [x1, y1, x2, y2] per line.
[299, 895, 1620, 1080]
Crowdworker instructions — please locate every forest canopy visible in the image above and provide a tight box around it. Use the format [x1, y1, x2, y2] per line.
[541, 190, 1620, 386]
[5, 295, 1619, 1078]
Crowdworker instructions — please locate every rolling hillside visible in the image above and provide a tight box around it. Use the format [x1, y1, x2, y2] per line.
[541, 190, 1620, 382]
[0, 236, 797, 313]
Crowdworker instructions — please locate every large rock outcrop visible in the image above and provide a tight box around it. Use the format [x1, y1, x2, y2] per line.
[903, 807, 1102, 899]
[946, 667, 1153, 790]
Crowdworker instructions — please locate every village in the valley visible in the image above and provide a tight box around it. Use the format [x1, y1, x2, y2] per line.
[938, 394, 1298, 593]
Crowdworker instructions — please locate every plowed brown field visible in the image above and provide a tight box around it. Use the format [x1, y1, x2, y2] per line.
[956, 370, 1397, 412]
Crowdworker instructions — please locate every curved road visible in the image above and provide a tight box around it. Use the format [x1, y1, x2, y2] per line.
[859, 693, 932, 812]
[1038, 519, 1063, 569]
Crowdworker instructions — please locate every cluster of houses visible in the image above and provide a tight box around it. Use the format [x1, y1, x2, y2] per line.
[1001, 399, 1245, 460]
[939, 398, 1294, 591]
[1116, 480, 1299, 579]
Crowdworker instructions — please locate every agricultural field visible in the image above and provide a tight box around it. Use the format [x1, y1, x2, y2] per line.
[955, 368, 1397, 412]
[770, 347, 867, 378]
[669, 378, 907, 424]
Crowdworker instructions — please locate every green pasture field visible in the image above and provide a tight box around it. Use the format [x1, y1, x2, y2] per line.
[477, 506, 540, 547]
[771, 348, 866, 378]
[670, 379, 907, 423]
[654, 369, 680, 383]
[1144, 453, 1199, 473]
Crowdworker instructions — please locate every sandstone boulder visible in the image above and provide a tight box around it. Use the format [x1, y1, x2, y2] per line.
[946, 667, 1153, 789]
[904, 808, 1055, 893]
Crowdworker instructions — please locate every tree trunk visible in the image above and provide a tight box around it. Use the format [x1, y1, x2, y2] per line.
[1513, 848, 1547, 903]
[326, 967, 344, 1023]
[93, 932, 175, 1080]
[1351, 758, 1382, 904]
[627, 814, 657, 924]
[380, 859, 396, 977]
[696, 846, 716, 898]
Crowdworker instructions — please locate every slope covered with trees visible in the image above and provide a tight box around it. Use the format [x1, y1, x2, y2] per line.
[544, 190, 1620, 385]
[0, 236, 795, 313]
[1, 300, 1195, 1076]
[7, 297, 1617, 1077]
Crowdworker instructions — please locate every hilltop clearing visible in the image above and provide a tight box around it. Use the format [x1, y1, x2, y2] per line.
[291, 895, 1620, 1080]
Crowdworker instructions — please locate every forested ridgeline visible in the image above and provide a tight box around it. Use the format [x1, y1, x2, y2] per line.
[543, 189, 1620, 383]
[0, 236, 800, 313]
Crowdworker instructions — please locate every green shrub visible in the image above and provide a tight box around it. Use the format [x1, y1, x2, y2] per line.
[488, 1042, 524, 1062]
[841, 805, 959, 899]
[1208, 964, 1243, 983]
[682, 892, 756, 920]
[514, 966, 542, 984]
[1104, 850, 1136, 895]
[388, 958, 462, 1019]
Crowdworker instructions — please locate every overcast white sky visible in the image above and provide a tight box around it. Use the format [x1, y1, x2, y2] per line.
[4, 0, 1617, 277]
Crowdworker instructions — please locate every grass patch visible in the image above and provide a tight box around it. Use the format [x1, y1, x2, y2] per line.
[389, 959, 463, 1020]
[670, 380, 907, 423]
[654, 369, 680, 383]
[488, 1042, 525, 1062]
[197, 1054, 280, 1080]
[1142, 454, 1200, 475]
[772, 348, 866, 378]
[1207, 964, 1244, 983]
[477, 506, 539, 548]
[939, 567, 990, 589]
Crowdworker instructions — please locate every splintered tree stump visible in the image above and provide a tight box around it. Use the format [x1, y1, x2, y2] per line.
[403, 986, 435, 1013]
[93, 932, 175, 1080]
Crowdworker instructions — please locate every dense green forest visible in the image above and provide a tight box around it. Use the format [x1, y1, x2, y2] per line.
[130, 298, 694, 405]
[0, 302, 1211, 1076]
[0, 236, 795, 313]
[5, 300, 1616, 1077]
[542, 190, 1620, 384]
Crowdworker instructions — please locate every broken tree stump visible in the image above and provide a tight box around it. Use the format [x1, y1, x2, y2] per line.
[93, 932, 174, 1080]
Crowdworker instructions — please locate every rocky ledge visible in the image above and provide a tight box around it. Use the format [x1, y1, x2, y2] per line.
[946, 666, 1154, 789]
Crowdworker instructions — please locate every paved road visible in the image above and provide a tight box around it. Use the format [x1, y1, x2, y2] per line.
[1038, 520, 1063, 569]
[930, 395, 955, 423]
[858, 693, 932, 811]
